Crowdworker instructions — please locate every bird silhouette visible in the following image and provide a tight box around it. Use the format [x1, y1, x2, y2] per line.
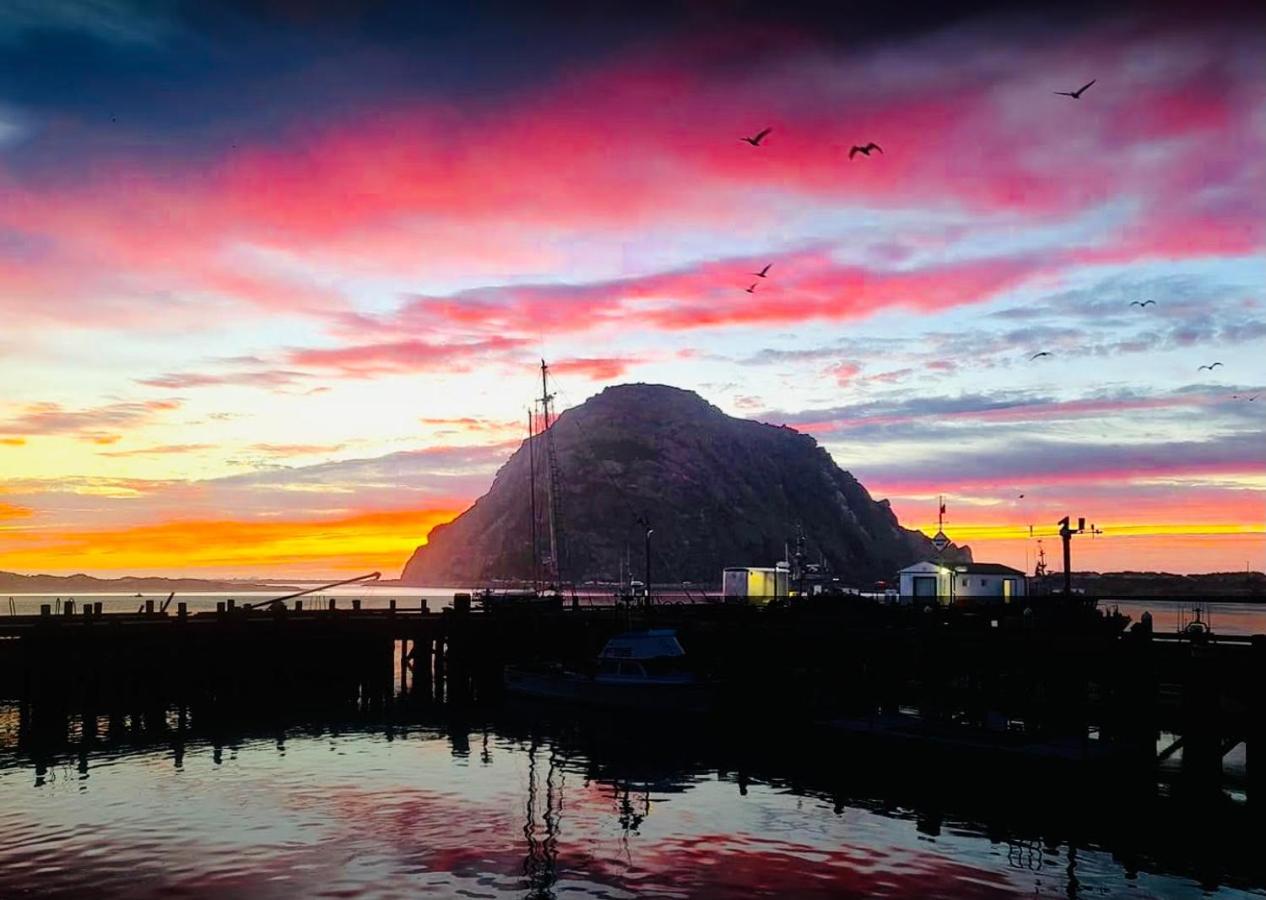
[1055, 79, 1096, 99]
[1029, 352, 1052, 360]
[753, 264, 772, 278]
[1197, 362, 1224, 371]
[1018, 493, 1025, 499]
[1129, 300, 1156, 307]
[849, 142, 882, 159]
[741, 128, 772, 146]
[744, 283, 757, 294]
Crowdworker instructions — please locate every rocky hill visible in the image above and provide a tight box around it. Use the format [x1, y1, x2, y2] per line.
[401, 384, 965, 586]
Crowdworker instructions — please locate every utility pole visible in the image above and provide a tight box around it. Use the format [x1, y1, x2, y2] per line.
[635, 514, 653, 609]
[1057, 516, 1095, 595]
[644, 526, 653, 610]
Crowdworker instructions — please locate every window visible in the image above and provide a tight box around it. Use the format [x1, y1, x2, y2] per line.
[961, 578, 968, 587]
[980, 579, 987, 587]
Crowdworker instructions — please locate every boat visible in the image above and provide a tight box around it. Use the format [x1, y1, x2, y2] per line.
[476, 587, 564, 612]
[504, 628, 713, 714]
[466, 361, 574, 612]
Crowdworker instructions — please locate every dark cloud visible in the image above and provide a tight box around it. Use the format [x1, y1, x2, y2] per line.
[852, 430, 1265, 490]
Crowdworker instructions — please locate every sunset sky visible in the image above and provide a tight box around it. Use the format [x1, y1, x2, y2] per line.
[1, 1, 1263, 578]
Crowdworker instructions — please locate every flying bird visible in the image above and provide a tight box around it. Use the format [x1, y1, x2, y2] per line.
[741, 127, 772, 147]
[1029, 352, 1052, 360]
[1197, 362, 1224, 371]
[744, 283, 757, 294]
[753, 264, 772, 278]
[1055, 79, 1096, 99]
[1018, 494, 1025, 499]
[1129, 300, 1156, 307]
[849, 142, 883, 159]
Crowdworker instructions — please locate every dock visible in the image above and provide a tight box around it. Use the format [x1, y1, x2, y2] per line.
[2, 597, 1263, 799]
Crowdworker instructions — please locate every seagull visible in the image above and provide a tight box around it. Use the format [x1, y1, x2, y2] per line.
[1129, 300, 1156, 307]
[741, 127, 772, 147]
[1029, 351, 1052, 360]
[849, 142, 882, 159]
[753, 264, 772, 278]
[1055, 79, 1096, 99]
[1197, 362, 1224, 371]
[1018, 494, 1025, 499]
[744, 283, 757, 294]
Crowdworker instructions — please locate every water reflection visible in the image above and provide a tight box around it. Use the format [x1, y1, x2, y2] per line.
[1, 700, 1263, 898]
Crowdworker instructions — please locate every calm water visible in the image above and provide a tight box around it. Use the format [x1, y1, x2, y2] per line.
[1, 703, 1263, 899]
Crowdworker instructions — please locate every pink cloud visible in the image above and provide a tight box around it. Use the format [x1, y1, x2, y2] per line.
[0, 399, 183, 439]
[828, 362, 861, 386]
[551, 357, 639, 380]
[0, 15, 1259, 336]
[285, 336, 529, 377]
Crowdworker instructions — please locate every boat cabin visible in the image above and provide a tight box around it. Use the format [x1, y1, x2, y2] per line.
[596, 629, 692, 681]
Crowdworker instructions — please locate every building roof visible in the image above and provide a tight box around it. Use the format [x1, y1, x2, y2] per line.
[959, 562, 1025, 576]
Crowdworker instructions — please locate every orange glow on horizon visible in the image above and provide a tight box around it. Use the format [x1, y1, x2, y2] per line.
[0, 508, 463, 579]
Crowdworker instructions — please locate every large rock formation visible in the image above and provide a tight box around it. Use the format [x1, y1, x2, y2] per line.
[401, 384, 965, 586]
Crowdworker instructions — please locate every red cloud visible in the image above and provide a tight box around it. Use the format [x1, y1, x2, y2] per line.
[361, 249, 1054, 339]
[0, 16, 1259, 333]
[551, 357, 639, 380]
[286, 336, 529, 377]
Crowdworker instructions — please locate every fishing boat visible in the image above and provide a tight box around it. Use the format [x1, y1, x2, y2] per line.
[504, 628, 713, 713]
[476, 587, 564, 612]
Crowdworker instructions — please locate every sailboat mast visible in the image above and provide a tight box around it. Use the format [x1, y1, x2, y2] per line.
[527, 407, 539, 591]
[540, 360, 561, 584]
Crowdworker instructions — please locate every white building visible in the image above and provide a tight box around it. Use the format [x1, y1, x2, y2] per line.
[898, 561, 1027, 605]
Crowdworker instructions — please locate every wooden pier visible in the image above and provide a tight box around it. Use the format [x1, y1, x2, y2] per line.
[1, 597, 1263, 799]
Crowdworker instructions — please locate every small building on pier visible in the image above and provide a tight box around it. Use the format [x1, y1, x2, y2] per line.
[898, 561, 1027, 605]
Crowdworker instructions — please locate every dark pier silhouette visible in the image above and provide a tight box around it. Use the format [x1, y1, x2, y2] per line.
[2, 597, 1264, 804]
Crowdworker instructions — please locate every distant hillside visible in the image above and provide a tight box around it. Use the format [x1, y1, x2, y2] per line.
[1065, 570, 1266, 596]
[0, 571, 296, 593]
[402, 383, 967, 586]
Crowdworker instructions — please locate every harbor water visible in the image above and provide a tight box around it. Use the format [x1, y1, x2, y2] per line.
[2, 701, 1264, 898]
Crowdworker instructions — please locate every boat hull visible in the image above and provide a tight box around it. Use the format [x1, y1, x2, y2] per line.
[504, 668, 713, 715]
